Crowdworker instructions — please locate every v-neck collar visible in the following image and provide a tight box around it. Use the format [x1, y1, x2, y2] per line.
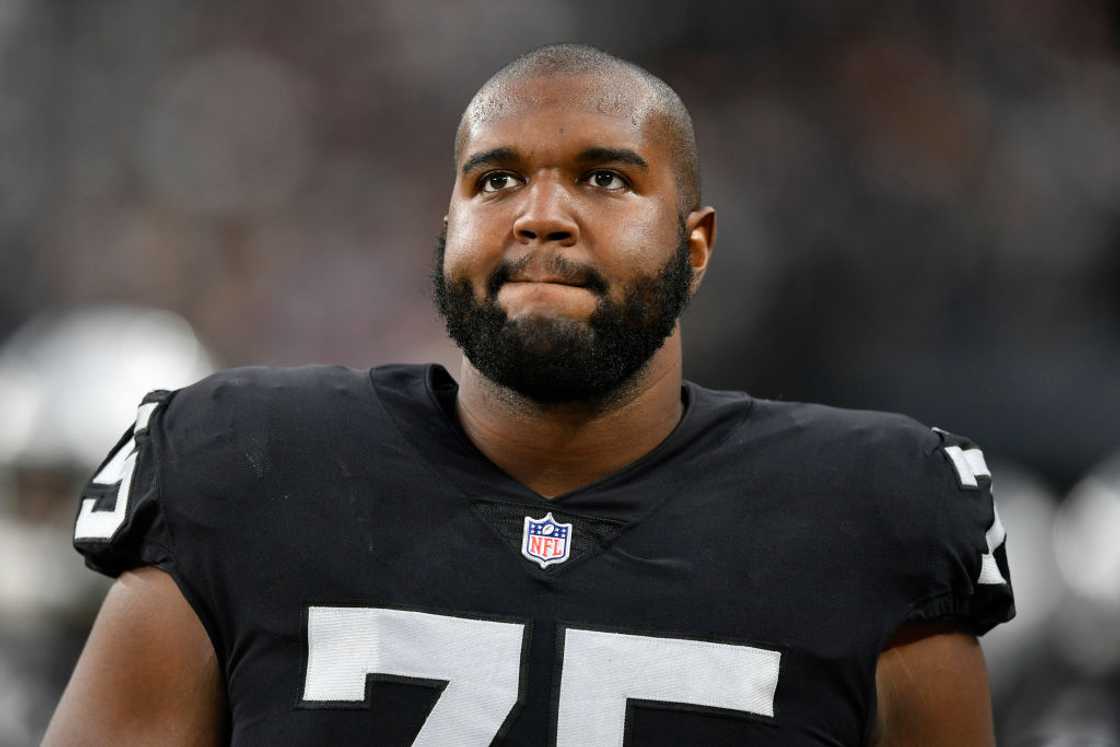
[369, 363, 714, 525]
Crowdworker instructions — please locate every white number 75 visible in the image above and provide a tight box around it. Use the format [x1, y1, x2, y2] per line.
[302, 606, 781, 745]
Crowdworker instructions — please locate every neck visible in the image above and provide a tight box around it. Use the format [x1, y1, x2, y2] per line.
[455, 329, 685, 498]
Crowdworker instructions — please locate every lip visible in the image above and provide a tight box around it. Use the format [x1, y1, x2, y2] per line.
[505, 277, 587, 287]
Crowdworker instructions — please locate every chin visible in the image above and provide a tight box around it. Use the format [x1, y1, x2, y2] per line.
[504, 314, 594, 351]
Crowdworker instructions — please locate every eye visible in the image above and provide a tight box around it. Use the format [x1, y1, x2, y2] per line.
[479, 172, 521, 193]
[586, 170, 628, 191]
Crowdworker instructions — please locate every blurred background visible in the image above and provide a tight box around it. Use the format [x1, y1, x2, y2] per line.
[0, 0, 1117, 743]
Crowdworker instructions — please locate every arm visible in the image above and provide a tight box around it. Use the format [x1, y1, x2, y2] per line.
[43, 566, 226, 746]
[872, 623, 995, 747]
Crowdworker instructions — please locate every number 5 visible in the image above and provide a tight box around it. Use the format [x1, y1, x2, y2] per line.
[556, 627, 780, 745]
[74, 401, 160, 542]
[302, 607, 781, 744]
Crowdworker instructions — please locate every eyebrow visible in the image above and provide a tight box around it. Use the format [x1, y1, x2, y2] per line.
[575, 147, 649, 170]
[461, 147, 520, 175]
[460, 145, 650, 176]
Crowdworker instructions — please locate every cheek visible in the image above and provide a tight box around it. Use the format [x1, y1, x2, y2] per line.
[443, 210, 504, 287]
[593, 205, 678, 278]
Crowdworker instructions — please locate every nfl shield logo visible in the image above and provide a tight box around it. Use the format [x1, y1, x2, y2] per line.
[521, 512, 573, 568]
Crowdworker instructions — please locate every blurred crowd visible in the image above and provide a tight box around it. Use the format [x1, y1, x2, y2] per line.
[0, 0, 1117, 743]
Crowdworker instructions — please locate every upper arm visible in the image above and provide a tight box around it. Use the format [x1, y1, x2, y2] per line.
[872, 623, 995, 747]
[865, 425, 1011, 745]
[44, 566, 226, 747]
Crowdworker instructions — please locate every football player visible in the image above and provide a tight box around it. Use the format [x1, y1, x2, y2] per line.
[46, 44, 1013, 745]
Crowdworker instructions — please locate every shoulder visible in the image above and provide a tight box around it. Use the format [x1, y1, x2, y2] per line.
[73, 365, 376, 517]
[742, 396, 943, 487]
[753, 396, 935, 447]
[685, 384, 946, 489]
[164, 364, 372, 422]
[73, 365, 381, 574]
[746, 397, 986, 529]
[731, 395, 1014, 633]
[157, 364, 373, 445]
[149, 364, 377, 485]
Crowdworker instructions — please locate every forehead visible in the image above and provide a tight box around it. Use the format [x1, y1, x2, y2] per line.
[459, 73, 668, 161]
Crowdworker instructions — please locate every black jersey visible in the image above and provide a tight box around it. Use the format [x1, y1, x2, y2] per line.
[73, 364, 1013, 746]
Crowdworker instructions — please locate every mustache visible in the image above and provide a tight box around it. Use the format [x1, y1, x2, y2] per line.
[486, 255, 610, 299]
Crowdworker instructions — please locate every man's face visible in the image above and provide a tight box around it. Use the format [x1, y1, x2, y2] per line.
[435, 73, 693, 405]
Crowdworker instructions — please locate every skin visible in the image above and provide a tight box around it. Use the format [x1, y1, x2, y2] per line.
[43, 567, 226, 746]
[873, 623, 996, 746]
[46, 71, 996, 746]
[446, 72, 713, 497]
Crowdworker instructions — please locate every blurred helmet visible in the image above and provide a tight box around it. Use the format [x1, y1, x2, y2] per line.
[0, 305, 216, 629]
[1051, 451, 1120, 676]
[0, 305, 216, 471]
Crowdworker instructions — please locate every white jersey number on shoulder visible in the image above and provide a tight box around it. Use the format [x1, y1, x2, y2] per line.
[74, 401, 159, 542]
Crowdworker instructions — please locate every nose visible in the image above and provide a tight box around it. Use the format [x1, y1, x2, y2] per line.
[512, 177, 579, 246]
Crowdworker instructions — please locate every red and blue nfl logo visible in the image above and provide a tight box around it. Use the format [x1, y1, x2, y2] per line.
[521, 512, 573, 568]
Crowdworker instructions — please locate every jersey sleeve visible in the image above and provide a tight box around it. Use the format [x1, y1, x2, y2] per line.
[899, 427, 1015, 636]
[73, 390, 175, 577]
[72, 369, 275, 677]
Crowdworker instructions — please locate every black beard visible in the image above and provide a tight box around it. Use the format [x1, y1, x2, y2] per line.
[432, 227, 692, 406]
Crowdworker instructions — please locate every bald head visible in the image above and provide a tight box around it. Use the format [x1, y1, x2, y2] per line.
[455, 44, 701, 213]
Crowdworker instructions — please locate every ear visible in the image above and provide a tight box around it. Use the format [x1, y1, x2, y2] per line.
[683, 206, 716, 295]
